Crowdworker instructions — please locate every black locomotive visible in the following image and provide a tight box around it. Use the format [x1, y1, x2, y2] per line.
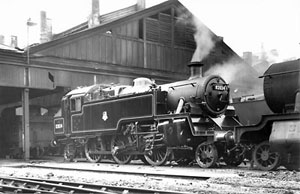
[53, 62, 233, 167]
[52, 59, 300, 171]
[232, 59, 300, 171]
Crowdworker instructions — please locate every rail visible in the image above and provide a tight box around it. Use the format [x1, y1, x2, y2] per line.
[0, 176, 189, 194]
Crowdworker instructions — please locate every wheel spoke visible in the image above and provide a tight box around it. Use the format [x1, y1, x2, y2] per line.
[85, 138, 102, 163]
[144, 146, 170, 166]
[253, 141, 280, 171]
[111, 135, 132, 164]
[195, 142, 218, 168]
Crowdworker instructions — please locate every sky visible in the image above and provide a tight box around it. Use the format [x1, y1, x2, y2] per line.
[0, 0, 299, 62]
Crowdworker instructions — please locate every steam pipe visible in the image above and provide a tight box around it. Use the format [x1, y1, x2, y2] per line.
[175, 97, 185, 114]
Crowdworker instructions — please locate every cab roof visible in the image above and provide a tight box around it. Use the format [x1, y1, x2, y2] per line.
[65, 84, 109, 97]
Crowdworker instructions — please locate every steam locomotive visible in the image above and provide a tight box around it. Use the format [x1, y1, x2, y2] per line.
[53, 62, 233, 167]
[232, 59, 300, 171]
[52, 59, 300, 171]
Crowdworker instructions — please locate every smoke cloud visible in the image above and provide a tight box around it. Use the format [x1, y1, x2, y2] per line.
[191, 17, 215, 62]
[175, 7, 215, 62]
[205, 62, 239, 84]
[204, 57, 263, 98]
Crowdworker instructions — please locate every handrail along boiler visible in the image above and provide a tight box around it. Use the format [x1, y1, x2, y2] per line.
[53, 61, 232, 167]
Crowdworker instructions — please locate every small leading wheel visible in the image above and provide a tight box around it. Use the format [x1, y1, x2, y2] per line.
[64, 144, 74, 162]
[144, 146, 171, 166]
[85, 138, 103, 163]
[252, 141, 280, 171]
[111, 135, 132, 164]
[195, 142, 218, 168]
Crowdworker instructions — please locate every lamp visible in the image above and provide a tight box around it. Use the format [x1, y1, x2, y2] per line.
[23, 18, 37, 160]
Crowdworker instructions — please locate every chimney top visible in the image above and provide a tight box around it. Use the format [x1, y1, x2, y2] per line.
[188, 61, 204, 79]
[188, 61, 204, 67]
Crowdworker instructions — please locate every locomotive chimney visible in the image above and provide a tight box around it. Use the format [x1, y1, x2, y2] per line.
[188, 61, 204, 79]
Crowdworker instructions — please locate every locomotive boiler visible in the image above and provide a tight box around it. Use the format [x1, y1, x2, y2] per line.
[53, 61, 232, 167]
[234, 59, 300, 171]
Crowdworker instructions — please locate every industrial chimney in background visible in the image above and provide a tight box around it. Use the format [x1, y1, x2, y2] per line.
[137, 0, 145, 10]
[40, 11, 52, 43]
[88, 0, 100, 28]
[0, 35, 4, 44]
[10, 35, 18, 48]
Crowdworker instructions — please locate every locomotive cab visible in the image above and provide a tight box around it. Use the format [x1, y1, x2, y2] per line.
[53, 84, 118, 140]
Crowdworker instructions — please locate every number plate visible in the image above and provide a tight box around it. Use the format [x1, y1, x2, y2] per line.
[213, 85, 227, 91]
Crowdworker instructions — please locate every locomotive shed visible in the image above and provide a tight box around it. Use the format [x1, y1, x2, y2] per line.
[0, 0, 299, 192]
[0, 1, 271, 191]
[0, 0, 259, 161]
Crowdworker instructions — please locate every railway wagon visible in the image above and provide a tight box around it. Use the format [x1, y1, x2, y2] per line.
[234, 59, 300, 171]
[53, 62, 237, 167]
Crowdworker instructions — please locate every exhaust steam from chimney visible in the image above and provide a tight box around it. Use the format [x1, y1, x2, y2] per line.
[191, 17, 215, 62]
[204, 57, 263, 98]
[176, 7, 215, 63]
[176, 8, 216, 78]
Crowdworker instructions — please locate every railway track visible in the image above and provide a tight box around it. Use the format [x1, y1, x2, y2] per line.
[0, 176, 189, 194]
[1, 162, 299, 194]
[15, 164, 214, 180]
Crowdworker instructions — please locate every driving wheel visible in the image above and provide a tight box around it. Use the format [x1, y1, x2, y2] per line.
[111, 135, 133, 164]
[252, 141, 280, 171]
[144, 145, 171, 166]
[85, 138, 103, 163]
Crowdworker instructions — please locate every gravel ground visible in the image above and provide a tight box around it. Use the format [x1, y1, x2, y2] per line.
[0, 158, 299, 194]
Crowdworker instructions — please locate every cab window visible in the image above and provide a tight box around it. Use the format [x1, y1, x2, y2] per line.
[70, 97, 82, 112]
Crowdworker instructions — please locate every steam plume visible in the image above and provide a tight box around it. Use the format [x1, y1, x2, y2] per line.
[175, 7, 215, 62]
[204, 62, 239, 84]
[191, 17, 215, 62]
[204, 57, 263, 98]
